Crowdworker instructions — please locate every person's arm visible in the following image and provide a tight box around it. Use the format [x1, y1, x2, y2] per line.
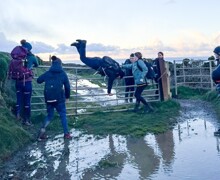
[107, 76, 115, 95]
[37, 73, 46, 84]
[121, 64, 132, 69]
[63, 72, 70, 99]
[33, 55, 39, 68]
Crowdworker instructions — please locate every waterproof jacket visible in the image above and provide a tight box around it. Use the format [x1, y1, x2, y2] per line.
[26, 52, 38, 69]
[122, 59, 148, 85]
[212, 64, 220, 82]
[37, 60, 70, 103]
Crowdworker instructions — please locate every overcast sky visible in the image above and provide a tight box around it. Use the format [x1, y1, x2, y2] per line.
[0, 0, 220, 60]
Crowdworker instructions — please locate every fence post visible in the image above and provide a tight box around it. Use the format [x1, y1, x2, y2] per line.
[159, 59, 170, 101]
[210, 60, 214, 90]
[174, 60, 178, 96]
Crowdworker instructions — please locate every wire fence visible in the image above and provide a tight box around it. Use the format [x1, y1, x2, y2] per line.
[31, 65, 160, 116]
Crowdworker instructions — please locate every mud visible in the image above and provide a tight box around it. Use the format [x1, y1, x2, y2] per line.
[1, 100, 220, 180]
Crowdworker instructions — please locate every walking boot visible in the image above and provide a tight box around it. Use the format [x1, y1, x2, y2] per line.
[76, 39, 87, 44]
[143, 104, 154, 113]
[70, 42, 79, 47]
[133, 103, 140, 113]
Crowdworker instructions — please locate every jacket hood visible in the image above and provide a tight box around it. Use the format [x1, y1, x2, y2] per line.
[49, 59, 63, 72]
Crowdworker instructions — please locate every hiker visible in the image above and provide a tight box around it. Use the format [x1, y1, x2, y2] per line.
[8, 43, 36, 126]
[152, 52, 164, 95]
[212, 46, 220, 95]
[71, 39, 124, 96]
[212, 46, 220, 136]
[37, 56, 71, 141]
[20, 39, 38, 69]
[123, 53, 135, 103]
[122, 52, 153, 113]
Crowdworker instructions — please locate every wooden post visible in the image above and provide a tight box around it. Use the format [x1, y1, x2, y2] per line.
[158, 59, 170, 101]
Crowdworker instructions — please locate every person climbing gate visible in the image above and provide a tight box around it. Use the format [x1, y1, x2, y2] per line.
[71, 39, 124, 96]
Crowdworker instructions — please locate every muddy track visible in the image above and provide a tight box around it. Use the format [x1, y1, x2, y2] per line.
[1, 99, 220, 180]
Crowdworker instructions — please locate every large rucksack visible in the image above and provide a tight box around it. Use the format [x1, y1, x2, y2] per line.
[137, 59, 156, 80]
[8, 46, 33, 80]
[44, 75, 64, 103]
[102, 56, 120, 71]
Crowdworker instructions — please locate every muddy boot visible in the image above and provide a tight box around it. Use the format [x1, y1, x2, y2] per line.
[37, 128, 48, 142]
[133, 102, 140, 112]
[143, 104, 154, 113]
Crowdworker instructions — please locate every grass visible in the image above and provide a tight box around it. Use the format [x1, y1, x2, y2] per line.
[70, 100, 180, 137]
[174, 86, 209, 99]
[203, 90, 220, 118]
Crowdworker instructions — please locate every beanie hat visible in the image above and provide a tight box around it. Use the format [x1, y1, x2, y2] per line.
[51, 55, 62, 66]
[20, 39, 32, 51]
[214, 46, 220, 56]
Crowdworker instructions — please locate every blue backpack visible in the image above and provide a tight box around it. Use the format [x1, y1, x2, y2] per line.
[137, 60, 156, 80]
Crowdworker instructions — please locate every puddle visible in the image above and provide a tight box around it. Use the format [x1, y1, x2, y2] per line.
[1, 100, 220, 179]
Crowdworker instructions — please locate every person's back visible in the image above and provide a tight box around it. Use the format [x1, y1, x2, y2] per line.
[37, 56, 71, 141]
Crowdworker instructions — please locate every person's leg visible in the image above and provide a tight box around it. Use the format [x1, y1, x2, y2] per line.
[42, 103, 55, 128]
[135, 85, 153, 113]
[15, 82, 23, 120]
[23, 81, 32, 124]
[134, 87, 142, 112]
[37, 103, 55, 141]
[72, 40, 102, 70]
[55, 102, 69, 135]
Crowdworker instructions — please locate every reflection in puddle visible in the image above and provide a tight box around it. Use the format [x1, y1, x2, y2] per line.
[2, 100, 220, 179]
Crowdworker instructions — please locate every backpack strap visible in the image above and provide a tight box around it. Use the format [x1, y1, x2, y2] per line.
[136, 60, 143, 71]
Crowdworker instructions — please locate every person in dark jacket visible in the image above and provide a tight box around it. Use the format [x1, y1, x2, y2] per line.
[152, 52, 164, 96]
[122, 52, 153, 113]
[71, 39, 124, 96]
[212, 46, 220, 83]
[37, 56, 71, 141]
[123, 54, 135, 103]
[212, 46, 220, 136]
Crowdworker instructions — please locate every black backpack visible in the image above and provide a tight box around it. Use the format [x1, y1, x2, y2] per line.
[137, 60, 156, 80]
[44, 75, 64, 103]
[102, 56, 120, 71]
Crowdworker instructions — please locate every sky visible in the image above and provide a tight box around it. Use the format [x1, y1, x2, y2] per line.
[0, 0, 220, 61]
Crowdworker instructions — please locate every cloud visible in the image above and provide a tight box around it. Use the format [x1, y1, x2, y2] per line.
[0, 32, 17, 52]
[31, 41, 55, 54]
[86, 43, 120, 52]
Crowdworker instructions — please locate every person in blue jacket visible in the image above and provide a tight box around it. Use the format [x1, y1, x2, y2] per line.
[20, 39, 38, 69]
[71, 39, 124, 96]
[122, 52, 153, 113]
[37, 56, 71, 141]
